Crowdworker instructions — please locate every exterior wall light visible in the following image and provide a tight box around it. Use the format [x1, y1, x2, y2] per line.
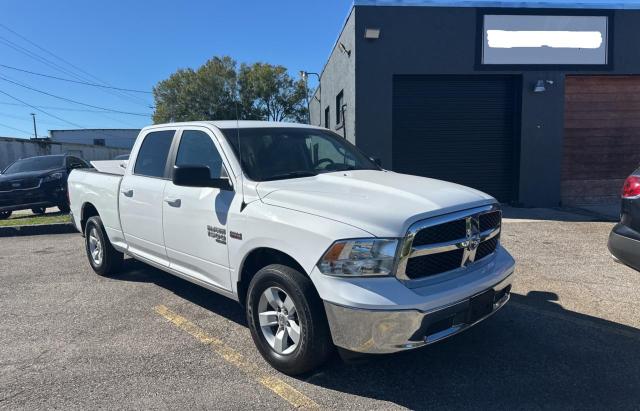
[365, 28, 380, 39]
[533, 80, 554, 93]
[338, 42, 352, 57]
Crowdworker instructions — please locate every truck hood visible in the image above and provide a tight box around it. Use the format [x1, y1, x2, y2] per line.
[256, 170, 496, 237]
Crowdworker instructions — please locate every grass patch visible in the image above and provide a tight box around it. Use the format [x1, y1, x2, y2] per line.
[0, 212, 71, 227]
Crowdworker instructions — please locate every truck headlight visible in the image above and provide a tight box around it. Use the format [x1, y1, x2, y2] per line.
[42, 172, 63, 182]
[317, 238, 399, 277]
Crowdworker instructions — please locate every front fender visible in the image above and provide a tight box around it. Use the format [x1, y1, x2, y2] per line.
[228, 202, 371, 294]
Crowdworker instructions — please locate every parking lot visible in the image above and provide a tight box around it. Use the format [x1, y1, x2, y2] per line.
[1, 215, 639, 410]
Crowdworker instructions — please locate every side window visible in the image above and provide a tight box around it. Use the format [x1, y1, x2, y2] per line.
[134, 130, 175, 178]
[324, 106, 330, 129]
[67, 156, 87, 169]
[335, 90, 344, 125]
[175, 130, 223, 179]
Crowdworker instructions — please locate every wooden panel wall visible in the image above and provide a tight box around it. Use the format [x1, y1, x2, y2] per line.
[562, 76, 640, 205]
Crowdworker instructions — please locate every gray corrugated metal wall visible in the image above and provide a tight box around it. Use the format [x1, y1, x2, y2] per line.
[0, 137, 129, 170]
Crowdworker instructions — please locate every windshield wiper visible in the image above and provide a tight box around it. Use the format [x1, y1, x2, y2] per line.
[264, 171, 318, 181]
[318, 165, 373, 173]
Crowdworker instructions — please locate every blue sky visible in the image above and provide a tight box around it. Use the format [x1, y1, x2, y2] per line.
[0, 0, 351, 138]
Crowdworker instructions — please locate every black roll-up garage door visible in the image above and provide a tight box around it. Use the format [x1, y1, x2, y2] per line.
[392, 75, 520, 203]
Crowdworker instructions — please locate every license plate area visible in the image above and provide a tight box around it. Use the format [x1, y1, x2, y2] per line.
[467, 289, 495, 323]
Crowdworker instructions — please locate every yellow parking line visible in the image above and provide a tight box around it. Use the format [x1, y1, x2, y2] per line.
[154, 305, 319, 409]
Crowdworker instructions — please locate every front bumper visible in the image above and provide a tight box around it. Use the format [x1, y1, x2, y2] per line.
[0, 184, 66, 212]
[324, 274, 513, 354]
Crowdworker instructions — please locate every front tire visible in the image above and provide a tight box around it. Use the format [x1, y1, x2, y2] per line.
[246, 264, 333, 375]
[31, 207, 46, 215]
[84, 216, 123, 276]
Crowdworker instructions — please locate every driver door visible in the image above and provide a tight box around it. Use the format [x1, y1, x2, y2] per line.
[162, 128, 234, 291]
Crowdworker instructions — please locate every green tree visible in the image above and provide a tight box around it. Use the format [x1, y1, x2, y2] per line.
[152, 57, 308, 123]
[238, 62, 308, 122]
[152, 56, 238, 123]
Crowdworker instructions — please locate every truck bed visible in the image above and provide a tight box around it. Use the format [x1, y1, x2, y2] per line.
[68, 167, 124, 246]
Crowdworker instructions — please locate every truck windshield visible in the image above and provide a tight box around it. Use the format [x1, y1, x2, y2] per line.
[222, 127, 379, 181]
[3, 156, 65, 174]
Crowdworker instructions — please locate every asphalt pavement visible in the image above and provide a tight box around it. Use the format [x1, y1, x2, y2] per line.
[1, 215, 639, 410]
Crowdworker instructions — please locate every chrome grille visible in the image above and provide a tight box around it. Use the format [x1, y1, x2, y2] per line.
[476, 235, 500, 261]
[412, 219, 466, 247]
[397, 205, 501, 281]
[404, 248, 464, 279]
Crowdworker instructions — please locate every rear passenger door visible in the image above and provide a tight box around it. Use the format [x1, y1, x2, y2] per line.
[120, 129, 176, 266]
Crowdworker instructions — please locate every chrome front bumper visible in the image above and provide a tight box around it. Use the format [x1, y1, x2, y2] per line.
[323, 274, 513, 354]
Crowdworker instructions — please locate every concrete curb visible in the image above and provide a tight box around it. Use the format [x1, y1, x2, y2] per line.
[0, 223, 78, 238]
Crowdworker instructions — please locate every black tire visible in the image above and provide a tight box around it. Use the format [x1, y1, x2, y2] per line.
[84, 216, 123, 276]
[0, 211, 11, 220]
[58, 203, 70, 213]
[246, 264, 333, 375]
[31, 207, 46, 215]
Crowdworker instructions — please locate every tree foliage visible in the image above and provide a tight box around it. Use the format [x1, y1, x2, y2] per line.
[238, 63, 308, 122]
[152, 56, 308, 123]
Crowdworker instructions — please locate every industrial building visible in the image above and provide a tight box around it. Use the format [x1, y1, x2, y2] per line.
[309, 0, 640, 207]
[49, 128, 140, 149]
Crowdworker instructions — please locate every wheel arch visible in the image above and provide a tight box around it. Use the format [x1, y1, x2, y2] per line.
[237, 247, 308, 306]
[80, 202, 100, 233]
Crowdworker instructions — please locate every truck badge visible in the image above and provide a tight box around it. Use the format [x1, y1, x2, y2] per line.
[461, 217, 481, 267]
[207, 225, 227, 244]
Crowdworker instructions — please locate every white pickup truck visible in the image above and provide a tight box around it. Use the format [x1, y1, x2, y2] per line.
[68, 121, 515, 375]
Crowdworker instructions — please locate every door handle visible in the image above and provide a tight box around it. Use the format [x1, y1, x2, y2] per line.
[121, 189, 133, 197]
[164, 197, 181, 207]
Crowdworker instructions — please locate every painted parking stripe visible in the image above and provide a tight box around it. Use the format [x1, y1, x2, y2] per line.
[154, 305, 319, 409]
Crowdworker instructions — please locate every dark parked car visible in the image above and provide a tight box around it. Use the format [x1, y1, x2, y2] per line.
[0, 154, 90, 219]
[608, 169, 640, 270]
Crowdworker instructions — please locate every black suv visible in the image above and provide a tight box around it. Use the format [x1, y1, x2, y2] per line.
[0, 154, 90, 219]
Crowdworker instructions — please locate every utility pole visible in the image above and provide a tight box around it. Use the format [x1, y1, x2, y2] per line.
[30, 113, 38, 139]
[300, 71, 321, 126]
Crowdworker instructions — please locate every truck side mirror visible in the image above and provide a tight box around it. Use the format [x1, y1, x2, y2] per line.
[172, 165, 234, 191]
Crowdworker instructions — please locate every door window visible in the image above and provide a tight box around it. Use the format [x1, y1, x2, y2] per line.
[134, 130, 175, 178]
[67, 156, 88, 169]
[175, 130, 224, 179]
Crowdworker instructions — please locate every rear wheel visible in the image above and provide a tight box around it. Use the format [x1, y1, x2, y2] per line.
[246, 264, 333, 375]
[84, 216, 123, 276]
[31, 207, 46, 215]
[0, 211, 11, 220]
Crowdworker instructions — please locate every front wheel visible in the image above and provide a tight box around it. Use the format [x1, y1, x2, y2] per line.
[246, 264, 333, 375]
[84, 216, 123, 276]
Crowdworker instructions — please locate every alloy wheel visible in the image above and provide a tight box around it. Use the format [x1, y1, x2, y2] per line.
[257, 286, 301, 355]
[88, 227, 103, 266]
